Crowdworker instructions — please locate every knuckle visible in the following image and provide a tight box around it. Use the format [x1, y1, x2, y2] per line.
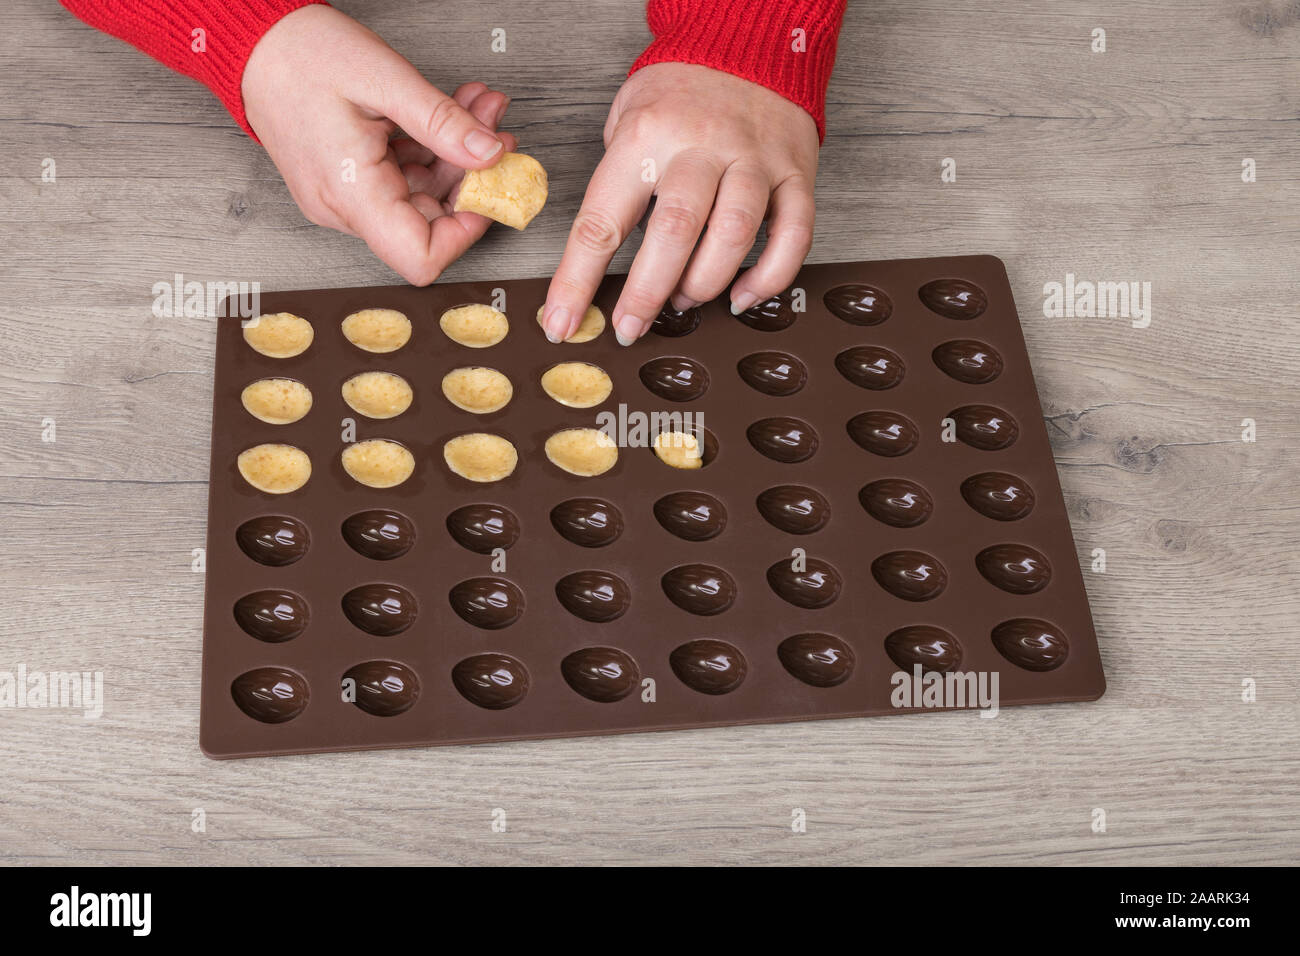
[422, 95, 463, 142]
[709, 205, 762, 245]
[570, 210, 624, 256]
[650, 202, 702, 242]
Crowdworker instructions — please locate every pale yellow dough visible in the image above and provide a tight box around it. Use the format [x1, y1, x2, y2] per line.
[536, 304, 605, 343]
[653, 431, 703, 470]
[237, 443, 311, 493]
[243, 313, 313, 358]
[241, 378, 313, 425]
[545, 428, 618, 477]
[440, 304, 509, 348]
[341, 439, 415, 488]
[444, 433, 519, 483]
[454, 152, 548, 230]
[540, 362, 612, 409]
[341, 308, 411, 353]
[442, 367, 513, 414]
[342, 371, 413, 419]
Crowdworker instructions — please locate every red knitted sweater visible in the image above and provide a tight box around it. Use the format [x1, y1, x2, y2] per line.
[59, 0, 844, 140]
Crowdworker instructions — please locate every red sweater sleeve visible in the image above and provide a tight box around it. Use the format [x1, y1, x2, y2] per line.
[629, 0, 846, 141]
[59, 0, 326, 137]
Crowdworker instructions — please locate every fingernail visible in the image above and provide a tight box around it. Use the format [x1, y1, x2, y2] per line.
[542, 304, 570, 343]
[730, 292, 758, 316]
[670, 294, 697, 312]
[465, 129, 503, 161]
[614, 316, 645, 347]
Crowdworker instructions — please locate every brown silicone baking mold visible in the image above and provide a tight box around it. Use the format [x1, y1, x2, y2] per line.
[200, 255, 1105, 758]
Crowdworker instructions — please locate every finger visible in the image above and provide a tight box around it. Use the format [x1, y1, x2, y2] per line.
[728, 174, 815, 313]
[612, 151, 722, 344]
[368, 59, 505, 168]
[542, 147, 655, 342]
[671, 162, 768, 310]
[424, 90, 512, 199]
[390, 137, 435, 166]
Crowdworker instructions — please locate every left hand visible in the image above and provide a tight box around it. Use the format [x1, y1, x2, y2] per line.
[540, 63, 820, 344]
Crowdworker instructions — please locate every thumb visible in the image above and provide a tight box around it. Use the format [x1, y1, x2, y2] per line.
[372, 60, 505, 169]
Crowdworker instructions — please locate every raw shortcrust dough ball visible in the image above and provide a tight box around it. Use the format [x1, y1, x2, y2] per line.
[536, 304, 605, 343]
[442, 367, 513, 414]
[342, 439, 415, 488]
[241, 378, 313, 424]
[454, 152, 548, 230]
[342, 371, 413, 419]
[440, 304, 509, 348]
[545, 428, 619, 477]
[243, 313, 313, 358]
[238, 443, 312, 493]
[444, 433, 519, 483]
[540, 362, 612, 408]
[653, 431, 703, 470]
[342, 308, 411, 353]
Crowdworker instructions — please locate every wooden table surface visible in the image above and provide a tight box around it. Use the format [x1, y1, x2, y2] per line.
[1, 0, 1297, 866]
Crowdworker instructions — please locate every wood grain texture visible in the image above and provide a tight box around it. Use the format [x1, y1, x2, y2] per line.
[0, 0, 1297, 865]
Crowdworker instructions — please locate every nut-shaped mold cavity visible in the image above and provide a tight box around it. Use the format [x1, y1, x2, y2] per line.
[835, 346, 905, 391]
[737, 351, 808, 396]
[670, 639, 747, 695]
[555, 570, 631, 623]
[238, 443, 311, 494]
[342, 371, 413, 419]
[651, 304, 702, 337]
[976, 543, 1052, 594]
[651, 426, 717, 470]
[445, 503, 521, 554]
[440, 303, 508, 348]
[241, 378, 313, 424]
[735, 294, 796, 332]
[919, 278, 987, 320]
[846, 411, 920, 457]
[341, 308, 411, 353]
[638, 355, 710, 402]
[233, 589, 310, 643]
[344, 660, 419, 717]
[932, 339, 1003, 384]
[540, 362, 611, 409]
[235, 515, 310, 567]
[342, 439, 414, 488]
[442, 367, 513, 414]
[449, 577, 526, 629]
[546, 428, 618, 477]
[550, 497, 624, 548]
[755, 484, 830, 535]
[342, 583, 418, 636]
[661, 564, 737, 616]
[951, 404, 1019, 450]
[445, 433, 518, 482]
[537, 304, 605, 343]
[961, 472, 1036, 521]
[231, 667, 309, 723]
[823, 283, 893, 326]
[747, 416, 819, 463]
[884, 625, 963, 674]
[992, 618, 1069, 672]
[452, 653, 530, 710]
[654, 491, 726, 541]
[561, 646, 640, 703]
[871, 551, 948, 602]
[766, 557, 843, 609]
[243, 313, 313, 358]
[342, 509, 415, 561]
[777, 633, 855, 687]
[858, 478, 934, 528]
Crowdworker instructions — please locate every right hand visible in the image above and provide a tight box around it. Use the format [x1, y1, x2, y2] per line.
[241, 5, 516, 285]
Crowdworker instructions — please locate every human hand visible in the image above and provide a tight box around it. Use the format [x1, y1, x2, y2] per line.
[242, 5, 517, 285]
[540, 62, 819, 344]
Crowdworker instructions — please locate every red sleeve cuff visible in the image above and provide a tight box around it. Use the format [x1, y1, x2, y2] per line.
[61, 0, 328, 138]
[629, 0, 846, 141]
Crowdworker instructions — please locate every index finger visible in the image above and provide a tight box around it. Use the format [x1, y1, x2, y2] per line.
[542, 147, 654, 342]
